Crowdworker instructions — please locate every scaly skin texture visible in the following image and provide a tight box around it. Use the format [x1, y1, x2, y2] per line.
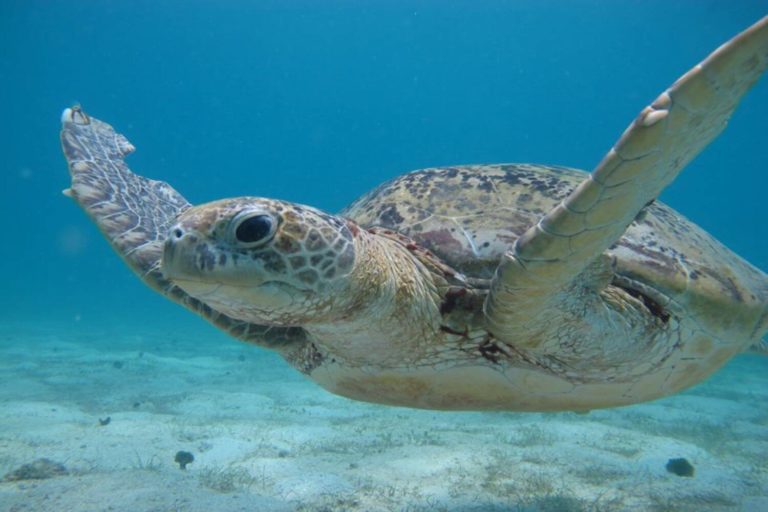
[61, 17, 768, 411]
[303, 223, 716, 411]
[163, 198, 357, 326]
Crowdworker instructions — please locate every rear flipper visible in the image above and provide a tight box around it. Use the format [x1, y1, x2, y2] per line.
[61, 106, 305, 350]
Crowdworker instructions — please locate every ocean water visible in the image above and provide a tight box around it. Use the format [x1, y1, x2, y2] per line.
[1, 1, 767, 511]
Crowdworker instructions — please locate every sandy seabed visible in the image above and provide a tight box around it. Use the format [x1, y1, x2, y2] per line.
[0, 322, 766, 512]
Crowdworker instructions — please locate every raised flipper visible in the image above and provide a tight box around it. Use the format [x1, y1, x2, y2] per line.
[485, 17, 768, 346]
[60, 106, 305, 350]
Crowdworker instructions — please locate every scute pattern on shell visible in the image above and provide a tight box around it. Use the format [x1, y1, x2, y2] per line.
[342, 164, 584, 278]
[343, 163, 768, 341]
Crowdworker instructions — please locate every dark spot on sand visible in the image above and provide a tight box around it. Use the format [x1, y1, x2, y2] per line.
[174, 451, 194, 470]
[3, 459, 68, 481]
[666, 458, 694, 477]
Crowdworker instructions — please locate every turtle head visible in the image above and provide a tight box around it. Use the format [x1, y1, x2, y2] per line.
[162, 198, 357, 324]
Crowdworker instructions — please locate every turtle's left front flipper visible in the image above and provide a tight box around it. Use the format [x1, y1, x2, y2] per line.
[485, 17, 768, 346]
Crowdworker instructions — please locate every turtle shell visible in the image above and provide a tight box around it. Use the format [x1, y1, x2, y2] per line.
[342, 164, 582, 279]
[342, 164, 767, 338]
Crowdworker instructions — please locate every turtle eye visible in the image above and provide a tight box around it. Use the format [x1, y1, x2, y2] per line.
[234, 214, 275, 246]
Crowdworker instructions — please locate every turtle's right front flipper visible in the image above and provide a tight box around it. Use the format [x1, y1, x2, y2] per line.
[60, 107, 306, 351]
[485, 16, 768, 347]
[61, 106, 191, 289]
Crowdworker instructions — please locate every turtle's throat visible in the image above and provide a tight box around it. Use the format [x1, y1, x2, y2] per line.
[307, 230, 442, 366]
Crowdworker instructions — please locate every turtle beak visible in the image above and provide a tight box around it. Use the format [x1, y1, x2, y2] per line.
[161, 225, 205, 281]
[161, 226, 228, 301]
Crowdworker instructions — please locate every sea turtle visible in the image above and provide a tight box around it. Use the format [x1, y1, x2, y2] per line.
[61, 17, 768, 411]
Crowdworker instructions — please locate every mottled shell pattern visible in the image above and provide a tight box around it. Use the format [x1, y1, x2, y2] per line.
[343, 164, 767, 340]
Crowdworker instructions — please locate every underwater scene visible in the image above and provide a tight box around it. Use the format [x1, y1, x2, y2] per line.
[2, 1, 768, 511]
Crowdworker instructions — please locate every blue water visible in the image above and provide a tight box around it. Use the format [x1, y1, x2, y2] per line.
[1, 2, 767, 509]
[2, 0, 766, 328]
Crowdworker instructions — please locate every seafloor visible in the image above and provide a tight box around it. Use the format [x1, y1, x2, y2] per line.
[0, 322, 766, 512]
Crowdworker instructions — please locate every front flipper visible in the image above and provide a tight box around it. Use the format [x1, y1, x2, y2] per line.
[486, 17, 768, 346]
[61, 107, 191, 286]
[61, 107, 305, 350]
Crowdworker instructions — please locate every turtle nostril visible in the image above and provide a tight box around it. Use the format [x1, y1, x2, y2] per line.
[172, 228, 184, 239]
